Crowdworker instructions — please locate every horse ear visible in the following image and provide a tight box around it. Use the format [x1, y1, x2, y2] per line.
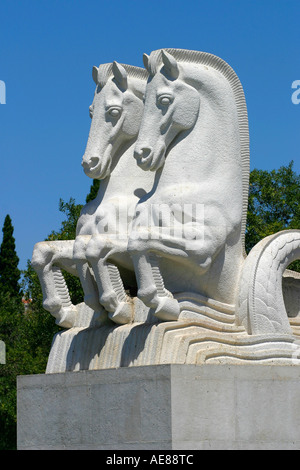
[143, 53, 150, 73]
[161, 50, 179, 79]
[112, 61, 128, 90]
[92, 66, 99, 84]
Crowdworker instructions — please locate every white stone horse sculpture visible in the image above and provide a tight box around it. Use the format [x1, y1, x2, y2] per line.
[32, 61, 152, 328]
[128, 48, 250, 322]
[38, 50, 300, 373]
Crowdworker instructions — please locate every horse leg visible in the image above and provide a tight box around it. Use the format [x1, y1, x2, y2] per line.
[85, 235, 133, 324]
[73, 235, 104, 313]
[131, 252, 180, 321]
[31, 240, 78, 327]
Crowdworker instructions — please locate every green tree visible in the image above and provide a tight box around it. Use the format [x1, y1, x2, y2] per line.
[47, 198, 83, 241]
[85, 179, 100, 203]
[0, 215, 21, 297]
[0, 216, 24, 449]
[245, 161, 300, 271]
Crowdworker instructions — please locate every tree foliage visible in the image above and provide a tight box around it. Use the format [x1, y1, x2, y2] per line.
[245, 161, 300, 271]
[47, 197, 83, 241]
[0, 215, 21, 297]
[85, 179, 100, 204]
[0, 215, 23, 448]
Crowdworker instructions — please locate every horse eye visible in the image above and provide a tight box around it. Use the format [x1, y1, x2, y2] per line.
[158, 95, 173, 106]
[108, 107, 121, 118]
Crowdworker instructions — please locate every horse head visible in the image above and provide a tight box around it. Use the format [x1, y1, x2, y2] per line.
[134, 50, 200, 172]
[82, 62, 147, 179]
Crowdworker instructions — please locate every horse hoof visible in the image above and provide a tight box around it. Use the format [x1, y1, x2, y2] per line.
[99, 291, 118, 312]
[54, 305, 78, 329]
[109, 301, 133, 325]
[154, 297, 180, 322]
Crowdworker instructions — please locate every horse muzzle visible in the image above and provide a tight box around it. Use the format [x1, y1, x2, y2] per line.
[134, 146, 154, 169]
[134, 143, 166, 172]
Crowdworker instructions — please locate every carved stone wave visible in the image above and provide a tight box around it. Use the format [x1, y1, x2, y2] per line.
[46, 292, 300, 373]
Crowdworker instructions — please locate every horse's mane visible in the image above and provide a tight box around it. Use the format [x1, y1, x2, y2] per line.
[148, 48, 250, 257]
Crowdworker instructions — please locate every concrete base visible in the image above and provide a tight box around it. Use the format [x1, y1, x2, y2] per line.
[17, 364, 300, 450]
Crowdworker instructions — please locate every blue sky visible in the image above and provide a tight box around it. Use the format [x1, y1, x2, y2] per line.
[0, 0, 299, 271]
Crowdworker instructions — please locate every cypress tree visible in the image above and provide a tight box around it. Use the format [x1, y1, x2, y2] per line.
[0, 215, 21, 297]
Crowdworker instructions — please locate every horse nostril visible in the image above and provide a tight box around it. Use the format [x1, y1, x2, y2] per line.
[134, 147, 152, 160]
[90, 157, 99, 168]
[81, 155, 99, 170]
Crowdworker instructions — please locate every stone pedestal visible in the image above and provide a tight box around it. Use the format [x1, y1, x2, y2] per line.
[17, 364, 300, 450]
